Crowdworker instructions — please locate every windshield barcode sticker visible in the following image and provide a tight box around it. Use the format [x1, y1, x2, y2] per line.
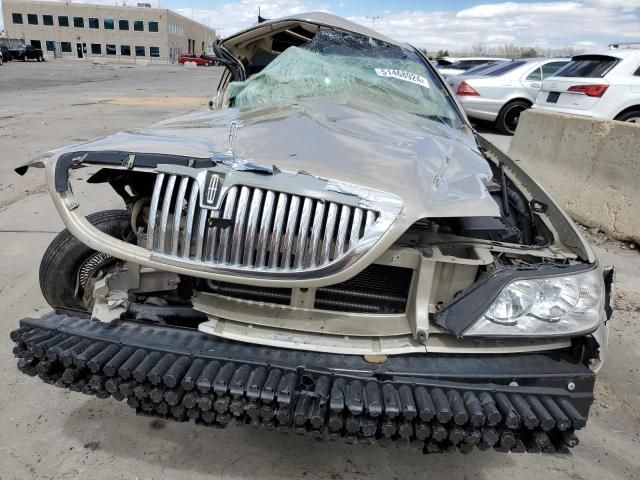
[375, 69, 430, 88]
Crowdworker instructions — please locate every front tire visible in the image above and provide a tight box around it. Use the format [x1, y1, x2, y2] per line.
[615, 109, 640, 123]
[39, 210, 133, 311]
[496, 100, 531, 135]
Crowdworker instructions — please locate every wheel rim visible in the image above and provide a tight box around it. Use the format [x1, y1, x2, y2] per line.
[503, 104, 527, 134]
[76, 252, 116, 309]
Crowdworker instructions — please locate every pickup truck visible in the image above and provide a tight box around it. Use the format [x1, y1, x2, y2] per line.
[9, 44, 45, 62]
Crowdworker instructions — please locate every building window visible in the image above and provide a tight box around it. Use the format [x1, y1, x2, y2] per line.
[149, 47, 160, 57]
[148, 21, 159, 32]
[61, 42, 72, 53]
[106, 44, 116, 55]
[27, 14, 38, 25]
[134, 20, 144, 32]
[88, 17, 99, 29]
[31, 40, 42, 49]
[121, 45, 131, 56]
[104, 18, 114, 29]
[58, 16, 69, 27]
[90, 44, 101, 55]
[46, 41, 55, 52]
[43, 15, 54, 26]
[119, 19, 129, 30]
[135, 46, 145, 56]
[73, 17, 84, 28]
[12, 13, 23, 24]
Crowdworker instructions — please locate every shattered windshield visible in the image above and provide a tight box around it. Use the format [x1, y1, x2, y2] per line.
[226, 31, 461, 127]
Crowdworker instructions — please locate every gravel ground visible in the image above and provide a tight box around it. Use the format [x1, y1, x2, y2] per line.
[0, 60, 638, 480]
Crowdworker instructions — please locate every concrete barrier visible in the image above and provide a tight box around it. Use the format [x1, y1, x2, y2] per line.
[509, 109, 640, 244]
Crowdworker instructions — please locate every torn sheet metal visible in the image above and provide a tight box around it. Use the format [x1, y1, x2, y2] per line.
[25, 99, 500, 219]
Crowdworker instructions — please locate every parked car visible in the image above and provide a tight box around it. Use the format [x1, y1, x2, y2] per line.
[178, 53, 216, 66]
[12, 13, 611, 457]
[438, 57, 510, 77]
[9, 44, 45, 62]
[0, 45, 10, 63]
[534, 45, 640, 123]
[449, 57, 569, 134]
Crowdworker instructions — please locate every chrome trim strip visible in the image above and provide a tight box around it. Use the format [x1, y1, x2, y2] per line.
[269, 193, 288, 269]
[158, 174, 176, 253]
[231, 186, 251, 265]
[243, 188, 263, 266]
[295, 197, 314, 269]
[171, 176, 189, 256]
[307, 201, 325, 267]
[182, 179, 199, 258]
[335, 205, 350, 257]
[282, 195, 300, 269]
[320, 202, 338, 264]
[194, 208, 208, 261]
[349, 207, 363, 249]
[256, 190, 275, 267]
[218, 186, 238, 264]
[146, 173, 165, 250]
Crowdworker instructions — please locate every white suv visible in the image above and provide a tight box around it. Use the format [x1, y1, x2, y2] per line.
[534, 44, 640, 123]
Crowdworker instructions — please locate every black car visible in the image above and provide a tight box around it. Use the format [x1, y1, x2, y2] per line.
[0, 45, 10, 64]
[9, 44, 45, 62]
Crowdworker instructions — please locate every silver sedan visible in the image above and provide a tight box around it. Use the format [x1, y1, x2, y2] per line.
[447, 58, 569, 134]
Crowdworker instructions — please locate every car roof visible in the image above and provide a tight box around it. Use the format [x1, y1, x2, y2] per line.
[221, 12, 404, 51]
[573, 49, 639, 59]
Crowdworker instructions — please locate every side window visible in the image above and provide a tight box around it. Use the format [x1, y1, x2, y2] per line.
[30, 40, 42, 49]
[526, 67, 542, 81]
[634, 65, 640, 77]
[541, 61, 569, 79]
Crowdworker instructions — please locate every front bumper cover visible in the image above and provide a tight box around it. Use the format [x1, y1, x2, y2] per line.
[11, 313, 595, 454]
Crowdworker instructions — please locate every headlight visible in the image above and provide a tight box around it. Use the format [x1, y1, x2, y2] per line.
[465, 269, 604, 337]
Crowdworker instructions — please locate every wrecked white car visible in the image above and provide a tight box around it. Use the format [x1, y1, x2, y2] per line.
[11, 13, 613, 455]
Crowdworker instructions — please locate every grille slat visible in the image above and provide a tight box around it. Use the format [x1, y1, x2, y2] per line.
[158, 175, 177, 253]
[321, 202, 339, 264]
[147, 173, 380, 272]
[282, 195, 301, 269]
[171, 177, 189, 256]
[349, 207, 364, 250]
[182, 181, 199, 258]
[231, 186, 251, 265]
[219, 186, 238, 263]
[269, 193, 288, 269]
[307, 201, 326, 267]
[256, 191, 276, 267]
[295, 198, 314, 269]
[243, 188, 263, 266]
[147, 173, 165, 250]
[335, 205, 351, 257]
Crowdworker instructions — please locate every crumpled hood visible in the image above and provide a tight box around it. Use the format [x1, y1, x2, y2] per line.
[41, 100, 500, 218]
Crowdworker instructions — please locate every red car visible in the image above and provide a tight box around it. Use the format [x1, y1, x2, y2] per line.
[178, 54, 216, 66]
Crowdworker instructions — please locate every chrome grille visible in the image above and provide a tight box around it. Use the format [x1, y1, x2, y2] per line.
[146, 173, 380, 271]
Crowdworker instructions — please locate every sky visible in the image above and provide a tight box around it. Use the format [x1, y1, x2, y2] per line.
[1, 0, 639, 51]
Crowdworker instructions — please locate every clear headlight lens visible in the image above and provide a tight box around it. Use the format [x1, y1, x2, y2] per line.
[466, 269, 604, 337]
